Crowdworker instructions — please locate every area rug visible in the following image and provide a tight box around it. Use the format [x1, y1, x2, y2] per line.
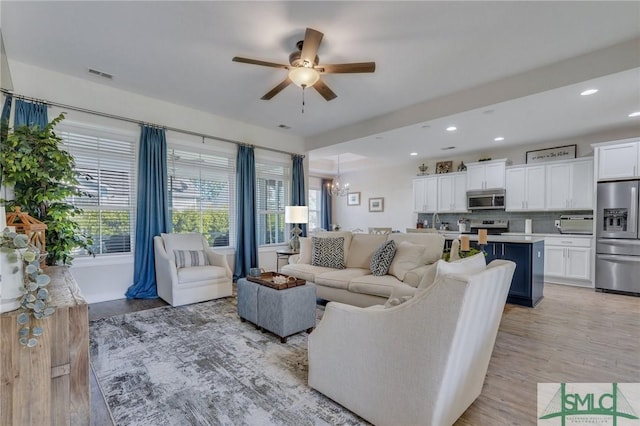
[89, 297, 368, 426]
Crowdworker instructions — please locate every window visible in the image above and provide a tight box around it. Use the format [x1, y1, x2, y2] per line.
[255, 156, 290, 246]
[308, 189, 321, 231]
[168, 144, 235, 247]
[59, 123, 137, 255]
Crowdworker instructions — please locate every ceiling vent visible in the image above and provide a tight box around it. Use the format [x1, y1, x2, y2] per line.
[277, 124, 291, 129]
[88, 68, 113, 79]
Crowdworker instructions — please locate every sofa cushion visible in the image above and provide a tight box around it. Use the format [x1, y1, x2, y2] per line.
[177, 265, 227, 284]
[297, 237, 313, 264]
[418, 253, 487, 290]
[388, 233, 445, 265]
[315, 268, 371, 290]
[314, 231, 353, 264]
[384, 295, 413, 308]
[161, 232, 205, 257]
[312, 236, 346, 269]
[370, 240, 397, 276]
[388, 241, 426, 281]
[280, 263, 335, 282]
[417, 263, 439, 290]
[346, 233, 389, 269]
[173, 249, 209, 268]
[348, 275, 407, 298]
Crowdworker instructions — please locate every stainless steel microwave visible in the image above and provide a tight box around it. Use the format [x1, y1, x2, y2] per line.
[467, 189, 506, 210]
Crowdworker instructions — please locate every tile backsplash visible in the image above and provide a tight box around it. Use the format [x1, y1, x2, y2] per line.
[417, 210, 593, 234]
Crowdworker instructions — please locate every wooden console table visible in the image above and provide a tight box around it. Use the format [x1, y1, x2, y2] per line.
[0, 266, 90, 425]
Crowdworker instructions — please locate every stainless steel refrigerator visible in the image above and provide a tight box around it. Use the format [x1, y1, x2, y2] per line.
[595, 180, 640, 294]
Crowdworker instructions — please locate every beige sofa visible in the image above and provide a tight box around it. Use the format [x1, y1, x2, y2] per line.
[280, 231, 445, 307]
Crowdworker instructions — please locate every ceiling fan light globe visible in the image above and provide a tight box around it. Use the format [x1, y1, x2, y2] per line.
[289, 67, 320, 88]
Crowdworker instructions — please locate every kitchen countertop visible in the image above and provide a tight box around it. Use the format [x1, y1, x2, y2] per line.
[439, 232, 545, 244]
[501, 232, 593, 239]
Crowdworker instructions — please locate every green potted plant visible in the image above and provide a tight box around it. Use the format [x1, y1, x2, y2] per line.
[0, 113, 92, 265]
[0, 229, 53, 346]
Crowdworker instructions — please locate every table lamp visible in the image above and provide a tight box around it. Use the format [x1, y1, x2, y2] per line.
[285, 206, 308, 251]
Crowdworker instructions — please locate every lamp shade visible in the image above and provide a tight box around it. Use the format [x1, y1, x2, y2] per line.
[285, 206, 308, 224]
[288, 67, 320, 88]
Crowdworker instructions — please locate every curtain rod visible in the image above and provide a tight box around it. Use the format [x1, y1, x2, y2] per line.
[0, 89, 304, 159]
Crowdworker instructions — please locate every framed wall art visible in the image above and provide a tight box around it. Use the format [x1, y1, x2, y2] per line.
[347, 192, 361, 206]
[526, 144, 576, 164]
[368, 197, 384, 212]
[435, 161, 453, 174]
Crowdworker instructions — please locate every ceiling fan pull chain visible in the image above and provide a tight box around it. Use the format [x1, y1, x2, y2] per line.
[301, 85, 306, 114]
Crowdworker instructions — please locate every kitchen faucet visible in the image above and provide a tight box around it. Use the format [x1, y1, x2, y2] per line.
[432, 212, 441, 230]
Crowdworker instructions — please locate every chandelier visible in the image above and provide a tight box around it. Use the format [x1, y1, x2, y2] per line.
[329, 155, 350, 197]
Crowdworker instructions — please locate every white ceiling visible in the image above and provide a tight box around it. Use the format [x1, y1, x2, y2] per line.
[2, 1, 640, 174]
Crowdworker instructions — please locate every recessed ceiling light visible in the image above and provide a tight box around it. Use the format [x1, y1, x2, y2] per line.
[629, 111, 640, 118]
[580, 89, 598, 96]
[410, 152, 418, 156]
[446, 126, 457, 132]
[441, 146, 456, 151]
[494, 136, 505, 142]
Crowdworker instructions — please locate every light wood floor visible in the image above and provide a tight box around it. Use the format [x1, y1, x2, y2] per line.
[457, 284, 640, 425]
[88, 284, 639, 425]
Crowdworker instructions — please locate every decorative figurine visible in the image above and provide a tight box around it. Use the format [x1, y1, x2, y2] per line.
[418, 163, 428, 175]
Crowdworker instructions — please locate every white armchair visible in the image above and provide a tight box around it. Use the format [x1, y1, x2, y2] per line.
[308, 259, 516, 426]
[154, 233, 233, 307]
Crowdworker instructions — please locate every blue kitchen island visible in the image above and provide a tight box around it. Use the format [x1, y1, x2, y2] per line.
[443, 234, 545, 307]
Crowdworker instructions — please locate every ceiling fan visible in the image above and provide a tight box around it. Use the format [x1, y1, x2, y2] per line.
[232, 28, 375, 101]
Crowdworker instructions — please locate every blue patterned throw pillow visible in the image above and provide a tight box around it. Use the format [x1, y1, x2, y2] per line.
[370, 240, 397, 276]
[311, 236, 345, 269]
[174, 250, 209, 268]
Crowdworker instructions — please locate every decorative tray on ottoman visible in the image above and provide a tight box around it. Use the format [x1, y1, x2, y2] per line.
[246, 272, 306, 290]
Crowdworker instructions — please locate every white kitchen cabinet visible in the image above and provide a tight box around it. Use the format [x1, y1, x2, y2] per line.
[413, 176, 438, 213]
[544, 236, 592, 286]
[466, 159, 507, 190]
[545, 158, 593, 210]
[505, 165, 546, 211]
[597, 141, 640, 180]
[437, 172, 468, 213]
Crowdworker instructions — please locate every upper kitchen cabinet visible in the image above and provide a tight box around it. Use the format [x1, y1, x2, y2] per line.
[466, 159, 507, 190]
[546, 158, 594, 210]
[413, 176, 438, 213]
[438, 172, 468, 213]
[505, 165, 546, 211]
[596, 139, 640, 181]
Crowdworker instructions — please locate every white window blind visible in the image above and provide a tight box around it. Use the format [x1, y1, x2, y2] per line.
[58, 124, 137, 256]
[168, 145, 235, 247]
[255, 156, 290, 246]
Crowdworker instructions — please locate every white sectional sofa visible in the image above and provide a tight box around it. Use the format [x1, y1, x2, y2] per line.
[280, 231, 445, 307]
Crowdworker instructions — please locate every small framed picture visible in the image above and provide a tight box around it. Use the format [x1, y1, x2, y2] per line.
[435, 161, 453, 174]
[347, 192, 361, 206]
[368, 197, 384, 212]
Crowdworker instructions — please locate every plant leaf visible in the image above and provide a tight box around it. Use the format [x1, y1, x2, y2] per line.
[17, 312, 29, 325]
[32, 326, 43, 337]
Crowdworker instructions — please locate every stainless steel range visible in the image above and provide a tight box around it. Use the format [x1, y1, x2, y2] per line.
[469, 219, 509, 235]
[595, 180, 640, 295]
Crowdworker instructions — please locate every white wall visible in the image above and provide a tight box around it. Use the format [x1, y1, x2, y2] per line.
[333, 163, 415, 232]
[8, 60, 305, 303]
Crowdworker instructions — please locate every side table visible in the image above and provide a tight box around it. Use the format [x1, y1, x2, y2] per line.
[276, 248, 298, 272]
[237, 278, 316, 343]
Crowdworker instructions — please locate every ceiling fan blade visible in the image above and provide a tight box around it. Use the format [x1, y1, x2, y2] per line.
[313, 79, 337, 101]
[261, 78, 292, 100]
[232, 56, 289, 69]
[319, 62, 376, 74]
[300, 28, 324, 65]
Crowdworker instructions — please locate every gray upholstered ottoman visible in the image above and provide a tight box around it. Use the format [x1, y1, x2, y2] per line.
[237, 278, 316, 343]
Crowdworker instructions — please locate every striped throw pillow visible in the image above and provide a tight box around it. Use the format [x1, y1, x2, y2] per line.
[311, 236, 345, 269]
[174, 250, 209, 268]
